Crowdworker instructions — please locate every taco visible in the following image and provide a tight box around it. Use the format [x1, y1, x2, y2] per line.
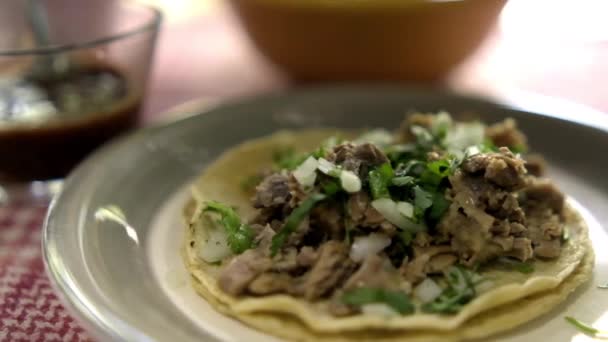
[182, 113, 593, 341]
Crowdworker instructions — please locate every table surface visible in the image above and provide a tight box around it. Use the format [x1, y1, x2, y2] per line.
[1, 0, 607, 340]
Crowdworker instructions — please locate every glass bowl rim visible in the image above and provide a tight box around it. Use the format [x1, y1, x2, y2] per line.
[0, 2, 162, 57]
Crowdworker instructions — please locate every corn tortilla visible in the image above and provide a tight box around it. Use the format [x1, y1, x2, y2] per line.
[182, 130, 593, 339]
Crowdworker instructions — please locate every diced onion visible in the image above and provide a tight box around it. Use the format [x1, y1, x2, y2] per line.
[414, 278, 443, 303]
[361, 303, 399, 317]
[445, 122, 485, 152]
[349, 233, 391, 262]
[371, 198, 411, 230]
[464, 145, 481, 158]
[293, 156, 318, 187]
[196, 221, 232, 263]
[340, 170, 361, 193]
[317, 158, 337, 175]
[396, 201, 414, 218]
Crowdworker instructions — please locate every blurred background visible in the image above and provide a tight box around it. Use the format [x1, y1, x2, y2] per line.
[138, 0, 608, 121]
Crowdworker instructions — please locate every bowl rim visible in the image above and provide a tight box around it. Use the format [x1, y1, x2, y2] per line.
[0, 1, 162, 57]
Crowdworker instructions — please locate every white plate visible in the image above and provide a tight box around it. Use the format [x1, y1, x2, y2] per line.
[44, 86, 608, 341]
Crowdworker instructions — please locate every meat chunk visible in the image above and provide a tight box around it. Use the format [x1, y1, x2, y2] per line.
[506, 237, 534, 261]
[328, 143, 388, 176]
[218, 249, 272, 296]
[248, 273, 293, 295]
[286, 216, 310, 246]
[523, 178, 565, 213]
[525, 206, 563, 259]
[401, 245, 457, 283]
[426, 254, 458, 274]
[485, 118, 528, 151]
[462, 148, 527, 190]
[347, 191, 393, 233]
[302, 241, 356, 300]
[311, 203, 344, 239]
[253, 224, 275, 251]
[343, 254, 397, 290]
[296, 246, 318, 267]
[287, 174, 307, 208]
[272, 247, 299, 272]
[525, 154, 546, 177]
[534, 239, 561, 259]
[253, 173, 291, 208]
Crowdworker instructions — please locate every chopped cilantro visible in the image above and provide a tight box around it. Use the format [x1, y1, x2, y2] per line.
[496, 257, 535, 274]
[510, 144, 528, 154]
[392, 176, 415, 187]
[422, 266, 479, 314]
[342, 287, 415, 315]
[413, 186, 433, 217]
[398, 229, 413, 246]
[270, 193, 327, 256]
[420, 158, 453, 187]
[321, 178, 342, 196]
[565, 316, 608, 337]
[428, 191, 451, 221]
[203, 201, 255, 254]
[395, 160, 426, 177]
[368, 163, 394, 199]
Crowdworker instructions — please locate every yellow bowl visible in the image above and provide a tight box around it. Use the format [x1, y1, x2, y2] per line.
[230, 0, 507, 82]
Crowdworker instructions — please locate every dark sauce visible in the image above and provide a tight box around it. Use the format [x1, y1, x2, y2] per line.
[0, 65, 141, 181]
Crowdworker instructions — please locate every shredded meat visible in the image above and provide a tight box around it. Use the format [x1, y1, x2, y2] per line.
[344, 254, 397, 290]
[248, 273, 293, 295]
[436, 146, 551, 266]
[218, 249, 272, 296]
[401, 245, 457, 283]
[272, 247, 299, 272]
[213, 114, 568, 312]
[327, 143, 388, 177]
[461, 147, 527, 190]
[296, 246, 318, 267]
[253, 173, 291, 208]
[347, 192, 395, 235]
[506, 237, 534, 261]
[525, 154, 546, 177]
[302, 241, 356, 300]
[523, 178, 565, 214]
[311, 203, 344, 240]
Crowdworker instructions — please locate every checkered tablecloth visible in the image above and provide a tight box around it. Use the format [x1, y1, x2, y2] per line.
[0, 201, 92, 341]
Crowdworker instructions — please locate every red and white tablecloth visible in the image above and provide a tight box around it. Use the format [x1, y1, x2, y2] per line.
[0, 202, 91, 341]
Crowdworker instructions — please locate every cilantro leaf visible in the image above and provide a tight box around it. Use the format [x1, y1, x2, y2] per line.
[565, 316, 608, 337]
[342, 287, 415, 315]
[203, 201, 256, 254]
[321, 178, 342, 196]
[413, 186, 433, 217]
[392, 176, 415, 187]
[422, 266, 478, 314]
[368, 163, 394, 199]
[270, 193, 326, 256]
[420, 159, 452, 188]
[428, 191, 451, 221]
[497, 257, 535, 274]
